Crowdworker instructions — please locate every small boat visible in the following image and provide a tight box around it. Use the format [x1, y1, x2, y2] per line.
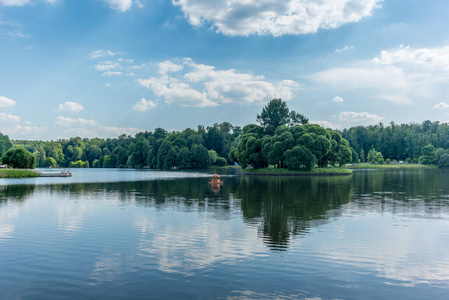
[209, 174, 223, 186]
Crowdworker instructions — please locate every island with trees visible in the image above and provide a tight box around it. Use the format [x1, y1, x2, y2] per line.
[0, 98, 449, 178]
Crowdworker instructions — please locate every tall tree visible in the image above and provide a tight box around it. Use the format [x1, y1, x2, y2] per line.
[256, 98, 308, 135]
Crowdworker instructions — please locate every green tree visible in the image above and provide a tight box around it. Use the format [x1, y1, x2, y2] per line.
[284, 146, 316, 171]
[0, 132, 12, 158]
[419, 144, 437, 165]
[43, 157, 57, 168]
[438, 153, 449, 168]
[190, 144, 211, 169]
[367, 149, 384, 164]
[2, 147, 36, 169]
[256, 98, 307, 135]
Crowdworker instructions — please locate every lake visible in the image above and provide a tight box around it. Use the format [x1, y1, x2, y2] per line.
[1, 168, 448, 299]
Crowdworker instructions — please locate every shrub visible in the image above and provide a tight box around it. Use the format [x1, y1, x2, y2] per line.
[1, 147, 36, 169]
[438, 153, 449, 168]
[215, 157, 227, 166]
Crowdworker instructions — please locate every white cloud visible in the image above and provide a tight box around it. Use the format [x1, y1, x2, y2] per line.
[373, 45, 449, 70]
[433, 102, 449, 109]
[62, 125, 143, 139]
[311, 65, 411, 105]
[90, 50, 121, 59]
[0, 0, 56, 6]
[138, 58, 299, 107]
[102, 71, 122, 76]
[311, 45, 449, 106]
[338, 111, 384, 124]
[104, 0, 133, 11]
[158, 60, 183, 75]
[0, 112, 20, 123]
[173, 0, 383, 36]
[332, 96, 344, 103]
[133, 98, 157, 111]
[57, 101, 84, 112]
[335, 45, 354, 54]
[95, 61, 121, 71]
[3, 124, 45, 137]
[104, 83, 111, 87]
[311, 120, 341, 130]
[0, 96, 16, 108]
[55, 116, 97, 127]
[0, 0, 31, 6]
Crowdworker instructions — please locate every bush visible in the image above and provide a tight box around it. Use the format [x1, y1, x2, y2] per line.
[215, 157, 227, 166]
[69, 160, 89, 168]
[1, 147, 36, 169]
[438, 153, 449, 168]
[385, 158, 391, 165]
[43, 157, 57, 168]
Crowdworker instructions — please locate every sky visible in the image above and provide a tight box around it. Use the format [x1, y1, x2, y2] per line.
[1, 0, 449, 140]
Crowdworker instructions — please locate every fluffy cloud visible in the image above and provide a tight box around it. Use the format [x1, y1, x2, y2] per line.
[373, 45, 449, 70]
[104, 0, 132, 11]
[57, 101, 84, 112]
[335, 45, 354, 54]
[90, 50, 121, 59]
[0, 0, 55, 6]
[95, 61, 121, 71]
[133, 98, 157, 111]
[310, 45, 449, 105]
[338, 111, 384, 124]
[158, 61, 183, 75]
[62, 125, 143, 139]
[0, 112, 20, 123]
[102, 71, 122, 76]
[3, 124, 45, 137]
[310, 120, 340, 130]
[55, 116, 97, 127]
[173, 0, 383, 36]
[433, 102, 449, 109]
[332, 96, 344, 103]
[0, 96, 16, 108]
[138, 58, 299, 107]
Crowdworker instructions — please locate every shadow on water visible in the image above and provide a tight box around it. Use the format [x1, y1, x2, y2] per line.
[3, 168, 449, 251]
[234, 176, 353, 250]
[351, 168, 449, 216]
[0, 185, 36, 205]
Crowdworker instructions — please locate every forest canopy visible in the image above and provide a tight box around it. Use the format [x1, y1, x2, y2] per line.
[1, 99, 449, 169]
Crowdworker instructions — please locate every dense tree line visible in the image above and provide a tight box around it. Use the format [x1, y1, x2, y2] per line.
[2, 99, 449, 169]
[9, 122, 241, 169]
[341, 121, 449, 167]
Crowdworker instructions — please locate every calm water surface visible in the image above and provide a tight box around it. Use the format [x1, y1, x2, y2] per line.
[0, 168, 448, 299]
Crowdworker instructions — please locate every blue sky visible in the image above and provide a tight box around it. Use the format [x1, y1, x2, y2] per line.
[1, 0, 449, 140]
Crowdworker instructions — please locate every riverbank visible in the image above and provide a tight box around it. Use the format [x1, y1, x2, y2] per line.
[0, 169, 40, 178]
[239, 167, 352, 176]
[348, 163, 436, 169]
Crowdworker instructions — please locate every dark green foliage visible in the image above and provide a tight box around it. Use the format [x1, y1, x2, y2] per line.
[2, 147, 36, 169]
[256, 98, 308, 135]
[43, 157, 57, 168]
[215, 157, 227, 166]
[367, 149, 384, 164]
[233, 121, 350, 171]
[0, 132, 13, 158]
[284, 146, 316, 171]
[69, 160, 89, 168]
[190, 144, 211, 169]
[419, 144, 437, 165]
[438, 153, 449, 168]
[341, 121, 449, 163]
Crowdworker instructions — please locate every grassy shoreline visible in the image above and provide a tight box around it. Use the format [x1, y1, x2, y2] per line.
[0, 169, 40, 178]
[239, 167, 352, 176]
[348, 163, 436, 169]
